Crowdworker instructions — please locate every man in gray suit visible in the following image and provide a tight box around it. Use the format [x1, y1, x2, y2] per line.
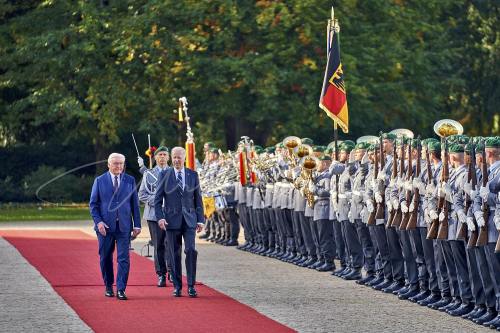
[138, 146, 171, 287]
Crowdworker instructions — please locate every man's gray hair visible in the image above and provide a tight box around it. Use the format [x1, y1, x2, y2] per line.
[108, 153, 126, 163]
[171, 147, 186, 157]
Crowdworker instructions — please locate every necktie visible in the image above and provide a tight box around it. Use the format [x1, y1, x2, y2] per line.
[176, 171, 183, 195]
[113, 175, 118, 193]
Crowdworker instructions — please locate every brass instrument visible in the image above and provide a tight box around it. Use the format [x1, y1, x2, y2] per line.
[283, 136, 302, 167]
[427, 119, 463, 239]
[301, 155, 320, 207]
[294, 144, 313, 158]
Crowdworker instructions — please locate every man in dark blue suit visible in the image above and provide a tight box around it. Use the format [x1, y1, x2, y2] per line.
[89, 153, 141, 300]
[155, 147, 205, 297]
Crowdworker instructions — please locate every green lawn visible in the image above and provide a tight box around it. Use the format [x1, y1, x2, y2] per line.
[0, 205, 91, 221]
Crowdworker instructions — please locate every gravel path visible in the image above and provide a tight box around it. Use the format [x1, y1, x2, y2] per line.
[0, 221, 491, 333]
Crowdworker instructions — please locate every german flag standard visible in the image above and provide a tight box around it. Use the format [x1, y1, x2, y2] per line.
[319, 16, 349, 134]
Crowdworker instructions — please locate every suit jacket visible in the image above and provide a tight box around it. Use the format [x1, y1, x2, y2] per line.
[154, 167, 205, 230]
[138, 166, 171, 221]
[89, 172, 141, 233]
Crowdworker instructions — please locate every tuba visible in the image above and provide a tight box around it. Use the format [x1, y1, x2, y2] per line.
[301, 155, 320, 207]
[283, 136, 302, 167]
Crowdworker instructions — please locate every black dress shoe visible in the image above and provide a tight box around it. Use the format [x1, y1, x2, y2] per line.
[428, 296, 452, 309]
[463, 304, 486, 320]
[439, 298, 461, 312]
[117, 290, 127, 300]
[383, 281, 405, 294]
[484, 314, 500, 328]
[409, 290, 430, 303]
[158, 275, 167, 287]
[105, 288, 114, 297]
[356, 274, 375, 286]
[167, 272, 173, 283]
[343, 269, 362, 280]
[173, 288, 182, 297]
[393, 285, 409, 296]
[225, 240, 238, 246]
[199, 233, 209, 239]
[398, 287, 419, 300]
[418, 293, 441, 306]
[474, 308, 497, 324]
[317, 262, 335, 272]
[188, 286, 198, 298]
[448, 303, 474, 316]
[332, 266, 348, 276]
[365, 276, 384, 287]
[372, 279, 393, 291]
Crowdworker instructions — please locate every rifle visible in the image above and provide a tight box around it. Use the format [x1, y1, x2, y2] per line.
[367, 144, 379, 226]
[400, 139, 414, 230]
[436, 138, 450, 240]
[476, 142, 489, 246]
[375, 134, 386, 221]
[391, 140, 405, 228]
[407, 137, 421, 230]
[387, 141, 398, 227]
[457, 141, 477, 241]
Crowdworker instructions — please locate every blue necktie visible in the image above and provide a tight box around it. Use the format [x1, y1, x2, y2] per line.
[176, 171, 183, 195]
[113, 175, 118, 193]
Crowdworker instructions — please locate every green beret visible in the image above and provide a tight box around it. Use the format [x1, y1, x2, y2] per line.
[471, 136, 484, 145]
[339, 142, 355, 152]
[485, 137, 500, 148]
[449, 134, 469, 145]
[382, 133, 397, 141]
[275, 142, 285, 149]
[154, 146, 169, 155]
[265, 146, 276, 154]
[476, 141, 485, 153]
[428, 141, 441, 153]
[355, 142, 369, 150]
[464, 143, 472, 155]
[301, 138, 314, 145]
[205, 141, 215, 148]
[324, 147, 334, 154]
[448, 143, 464, 154]
[253, 145, 263, 151]
[367, 144, 378, 152]
[312, 145, 325, 153]
[319, 154, 332, 161]
[209, 147, 219, 153]
[396, 137, 410, 146]
[410, 139, 419, 148]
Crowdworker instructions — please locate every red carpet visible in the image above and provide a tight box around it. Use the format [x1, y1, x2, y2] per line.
[1, 230, 295, 333]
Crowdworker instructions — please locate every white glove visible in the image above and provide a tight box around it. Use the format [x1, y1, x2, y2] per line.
[479, 186, 490, 201]
[474, 211, 485, 227]
[377, 172, 386, 182]
[409, 202, 415, 212]
[441, 182, 452, 197]
[366, 201, 375, 213]
[389, 179, 396, 188]
[413, 178, 426, 193]
[439, 211, 445, 222]
[429, 210, 439, 221]
[467, 216, 476, 231]
[387, 200, 393, 212]
[470, 189, 478, 201]
[360, 209, 367, 221]
[361, 152, 369, 165]
[375, 192, 383, 203]
[426, 184, 436, 196]
[401, 201, 408, 213]
[308, 182, 316, 193]
[392, 199, 399, 210]
[397, 178, 404, 189]
[463, 182, 472, 196]
[348, 150, 355, 163]
[371, 178, 378, 190]
[456, 209, 467, 224]
[404, 180, 413, 191]
[348, 210, 353, 222]
[494, 214, 500, 230]
[137, 156, 145, 168]
[424, 208, 431, 224]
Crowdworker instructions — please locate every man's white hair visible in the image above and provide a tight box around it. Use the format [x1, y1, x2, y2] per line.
[108, 153, 126, 163]
[171, 147, 186, 157]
